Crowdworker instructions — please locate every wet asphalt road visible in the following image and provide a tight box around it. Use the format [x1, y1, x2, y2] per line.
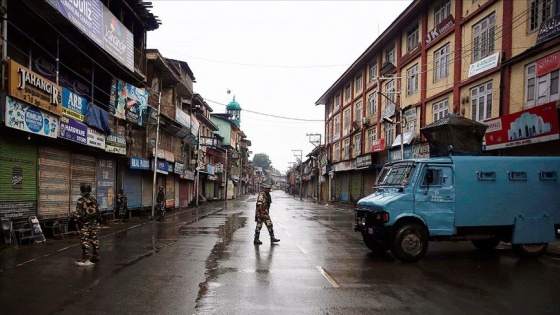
[1, 190, 560, 314]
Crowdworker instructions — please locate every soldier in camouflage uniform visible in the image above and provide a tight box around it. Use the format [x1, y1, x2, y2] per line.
[254, 185, 280, 245]
[73, 183, 101, 263]
[116, 189, 128, 222]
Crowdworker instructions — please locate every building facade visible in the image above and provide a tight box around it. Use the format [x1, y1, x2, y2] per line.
[316, 0, 560, 203]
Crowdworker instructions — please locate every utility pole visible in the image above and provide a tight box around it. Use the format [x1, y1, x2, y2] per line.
[292, 149, 303, 200]
[377, 76, 406, 161]
[306, 133, 322, 202]
[151, 92, 162, 220]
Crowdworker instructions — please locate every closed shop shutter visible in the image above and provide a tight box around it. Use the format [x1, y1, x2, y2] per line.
[70, 154, 96, 210]
[339, 172, 350, 202]
[363, 170, 377, 197]
[38, 147, 71, 218]
[179, 180, 189, 208]
[350, 171, 362, 202]
[142, 173, 154, 208]
[166, 175, 175, 208]
[123, 169, 142, 209]
[0, 137, 38, 218]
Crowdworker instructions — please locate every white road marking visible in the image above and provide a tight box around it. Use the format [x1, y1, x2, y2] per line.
[284, 230, 291, 238]
[316, 266, 340, 288]
[296, 243, 307, 254]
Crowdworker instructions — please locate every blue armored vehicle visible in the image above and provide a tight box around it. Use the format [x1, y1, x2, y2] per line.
[355, 115, 560, 262]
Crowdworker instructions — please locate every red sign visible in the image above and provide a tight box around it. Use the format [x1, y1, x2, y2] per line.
[371, 138, 386, 152]
[426, 15, 455, 45]
[484, 102, 559, 150]
[536, 51, 560, 76]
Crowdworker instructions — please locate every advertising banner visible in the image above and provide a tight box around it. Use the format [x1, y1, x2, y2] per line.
[109, 79, 149, 125]
[371, 138, 386, 152]
[484, 102, 559, 150]
[59, 116, 88, 145]
[5, 96, 59, 138]
[96, 159, 116, 211]
[8, 59, 62, 116]
[46, 0, 134, 71]
[32, 54, 92, 101]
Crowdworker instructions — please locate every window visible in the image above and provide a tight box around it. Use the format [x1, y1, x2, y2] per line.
[433, 99, 449, 121]
[525, 62, 560, 108]
[333, 142, 340, 162]
[343, 138, 350, 160]
[355, 101, 363, 122]
[530, 0, 554, 32]
[333, 115, 341, 141]
[434, 43, 450, 81]
[385, 80, 396, 105]
[344, 84, 351, 102]
[386, 47, 395, 65]
[407, 25, 419, 52]
[407, 64, 419, 96]
[471, 81, 493, 121]
[368, 92, 377, 116]
[367, 127, 377, 151]
[334, 94, 341, 112]
[435, 0, 451, 25]
[355, 74, 363, 92]
[369, 61, 378, 83]
[353, 134, 362, 157]
[472, 13, 496, 62]
[327, 121, 333, 143]
[385, 123, 395, 147]
[343, 108, 351, 136]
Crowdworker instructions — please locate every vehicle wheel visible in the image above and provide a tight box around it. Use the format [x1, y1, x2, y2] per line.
[472, 238, 500, 251]
[512, 243, 548, 258]
[363, 235, 389, 254]
[391, 223, 428, 263]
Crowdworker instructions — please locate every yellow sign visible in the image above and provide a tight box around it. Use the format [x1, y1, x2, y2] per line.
[8, 59, 62, 116]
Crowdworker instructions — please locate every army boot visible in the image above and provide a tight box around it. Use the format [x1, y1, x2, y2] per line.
[253, 232, 262, 245]
[90, 251, 100, 263]
[270, 235, 280, 243]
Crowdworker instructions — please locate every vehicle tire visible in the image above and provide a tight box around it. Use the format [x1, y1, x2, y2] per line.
[391, 223, 428, 263]
[363, 235, 389, 254]
[512, 243, 548, 258]
[472, 238, 500, 251]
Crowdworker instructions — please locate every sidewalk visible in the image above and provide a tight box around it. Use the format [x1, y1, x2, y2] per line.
[0, 200, 231, 272]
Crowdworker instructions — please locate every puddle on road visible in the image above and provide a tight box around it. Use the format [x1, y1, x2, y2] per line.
[195, 212, 246, 308]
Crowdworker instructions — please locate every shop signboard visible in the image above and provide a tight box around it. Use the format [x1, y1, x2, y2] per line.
[8, 59, 62, 116]
[5, 96, 59, 138]
[484, 102, 559, 150]
[105, 134, 126, 155]
[59, 116, 88, 145]
[62, 87, 88, 121]
[87, 127, 106, 149]
[130, 157, 150, 170]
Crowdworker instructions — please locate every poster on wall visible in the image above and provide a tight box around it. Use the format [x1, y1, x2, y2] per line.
[109, 79, 149, 125]
[5, 96, 59, 138]
[96, 159, 116, 211]
[484, 102, 560, 150]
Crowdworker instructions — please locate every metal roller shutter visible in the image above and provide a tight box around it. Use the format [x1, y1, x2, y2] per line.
[142, 173, 154, 208]
[70, 154, 96, 209]
[122, 169, 142, 209]
[38, 147, 71, 218]
[165, 175, 175, 208]
[0, 137, 38, 219]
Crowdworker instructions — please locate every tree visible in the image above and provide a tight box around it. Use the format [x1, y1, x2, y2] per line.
[253, 153, 273, 170]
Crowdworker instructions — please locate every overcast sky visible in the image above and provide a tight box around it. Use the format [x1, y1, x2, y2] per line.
[147, 0, 412, 174]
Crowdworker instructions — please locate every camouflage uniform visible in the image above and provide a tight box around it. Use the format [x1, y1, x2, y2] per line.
[73, 188, 101, 262]
[116, 190, 128, 221]
[254, 188, 280, 244]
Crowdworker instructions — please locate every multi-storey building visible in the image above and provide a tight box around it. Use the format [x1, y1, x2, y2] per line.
[316, 0, 560, 203]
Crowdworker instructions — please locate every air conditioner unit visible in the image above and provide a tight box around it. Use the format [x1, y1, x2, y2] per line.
[361, 117, 370, 126]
